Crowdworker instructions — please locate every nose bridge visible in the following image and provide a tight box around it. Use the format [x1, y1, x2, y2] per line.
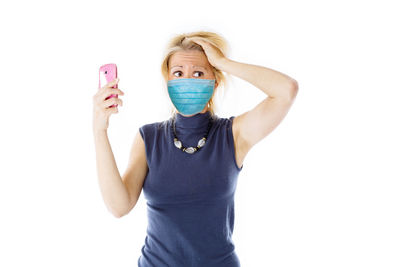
[183, 66, 191, 78]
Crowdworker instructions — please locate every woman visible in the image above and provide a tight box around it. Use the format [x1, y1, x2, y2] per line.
[92, 31, 298, 267]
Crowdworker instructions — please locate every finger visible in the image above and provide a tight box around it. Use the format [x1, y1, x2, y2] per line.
[188, 38, 209, 50]
[187, 37, 206, 44]
[94, 90, 119, 105]
[110, 98, 123, 107]
[186, 37, 201, 44]
[106, 106, 119, 115]
[103, 97, 122, 108]
[99, 88, 124, 102]
[105, 88, 124, 96]
[101, 77, 119, 90]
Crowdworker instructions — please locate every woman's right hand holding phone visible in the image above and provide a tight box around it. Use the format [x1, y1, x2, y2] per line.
[92, 78, 125, 132]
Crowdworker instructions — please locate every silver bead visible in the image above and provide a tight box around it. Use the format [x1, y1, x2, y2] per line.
[184, 147, 196, 154]
[174, 139, 182, 149]
[197, 138, 206, 148]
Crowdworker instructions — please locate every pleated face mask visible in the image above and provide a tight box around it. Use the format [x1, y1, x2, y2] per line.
[167, 78, 215, 116]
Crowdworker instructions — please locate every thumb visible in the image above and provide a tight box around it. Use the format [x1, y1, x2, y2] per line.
[100, 77, 119, 90]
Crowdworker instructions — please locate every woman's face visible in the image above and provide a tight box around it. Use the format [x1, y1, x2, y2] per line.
[168, 50, 216, 81]
[168, 50, 218, 116]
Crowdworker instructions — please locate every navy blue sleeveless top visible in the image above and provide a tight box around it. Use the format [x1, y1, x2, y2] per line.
[137, 110, 244, 267]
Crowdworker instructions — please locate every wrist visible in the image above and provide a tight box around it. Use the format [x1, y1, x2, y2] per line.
[215, 57, 231, 71]
[93, 128, 108, 136]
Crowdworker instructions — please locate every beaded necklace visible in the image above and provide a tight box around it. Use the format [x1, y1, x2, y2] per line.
[171, 113, 214, 154]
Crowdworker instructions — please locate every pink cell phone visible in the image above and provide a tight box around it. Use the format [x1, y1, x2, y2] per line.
[99, 63, 118, 108]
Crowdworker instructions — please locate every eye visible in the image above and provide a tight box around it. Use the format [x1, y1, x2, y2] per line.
[193, 71, 203, 77]
[173, 71, 182, 77]
[172, 71, 204, 77]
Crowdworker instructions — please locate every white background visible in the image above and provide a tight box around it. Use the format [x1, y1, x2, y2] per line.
[1, 0, 399, 266]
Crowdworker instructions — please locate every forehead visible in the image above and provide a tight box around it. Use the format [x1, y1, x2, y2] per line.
[169, 50, 209, 68]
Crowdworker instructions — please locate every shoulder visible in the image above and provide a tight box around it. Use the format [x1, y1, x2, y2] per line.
[213, 114, 244, 170]
[139, 118, 170, 139]
[209, 115, 237, 143]
[211, 114, 236, 129]
[213, 114, 239, 145]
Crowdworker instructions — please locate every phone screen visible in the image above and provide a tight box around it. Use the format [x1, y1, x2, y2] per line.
[99, 69, 108, 88]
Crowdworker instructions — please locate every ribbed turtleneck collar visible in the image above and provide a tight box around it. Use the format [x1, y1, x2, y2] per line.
[173, 111, 213, 129]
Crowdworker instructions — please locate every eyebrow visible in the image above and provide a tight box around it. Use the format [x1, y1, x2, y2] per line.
[171, 65, 206, 70]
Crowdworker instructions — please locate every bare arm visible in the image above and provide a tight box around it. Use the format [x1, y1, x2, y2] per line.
[120, 130, 148, 215]
[185, 39, 298, 168]
[93, 130, 131, 218]
[216, 58, 298, 156]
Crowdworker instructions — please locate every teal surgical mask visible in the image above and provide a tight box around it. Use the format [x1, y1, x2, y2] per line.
[167, 78, 215, 116]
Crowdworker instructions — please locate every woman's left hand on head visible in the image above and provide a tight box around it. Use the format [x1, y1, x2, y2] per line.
[186, 37, 227, 68]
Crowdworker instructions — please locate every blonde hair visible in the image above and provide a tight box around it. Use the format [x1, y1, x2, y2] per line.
[160, 31, 231, 117]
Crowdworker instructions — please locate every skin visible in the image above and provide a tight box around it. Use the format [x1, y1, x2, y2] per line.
[168, 50, 218, 117]
[115, 43, 298, 217]
[114, 51, 221, 217]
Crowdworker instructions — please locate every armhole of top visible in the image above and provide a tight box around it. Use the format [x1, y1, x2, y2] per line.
[228, 116, 244, 171]
[139, 126, 150, 167]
